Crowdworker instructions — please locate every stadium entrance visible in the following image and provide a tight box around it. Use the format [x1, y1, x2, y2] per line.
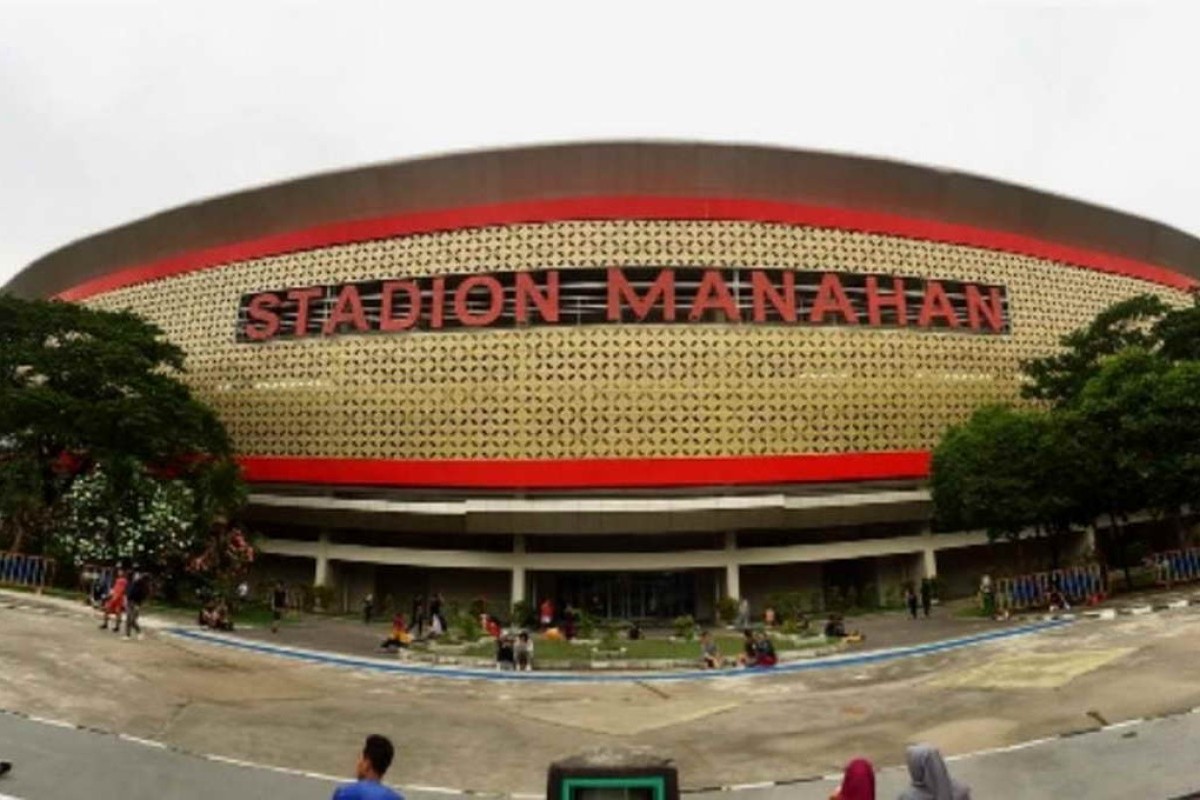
[539, 571, 709, 621]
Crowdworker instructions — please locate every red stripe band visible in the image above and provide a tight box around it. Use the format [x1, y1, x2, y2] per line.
[237, 451, 933, 490]
[58, 195, 1198, 301]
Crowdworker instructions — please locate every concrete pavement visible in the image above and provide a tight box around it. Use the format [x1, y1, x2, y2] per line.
[4, 590, 1200, 793]
[1, 707, 1198, 799]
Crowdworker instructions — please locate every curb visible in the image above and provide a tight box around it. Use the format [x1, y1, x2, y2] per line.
[164, 619, 1069, 684]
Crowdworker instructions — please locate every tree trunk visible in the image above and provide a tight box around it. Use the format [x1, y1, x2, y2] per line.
[1109, 512, 1133, 592]
[1047, 527, 1061, 571]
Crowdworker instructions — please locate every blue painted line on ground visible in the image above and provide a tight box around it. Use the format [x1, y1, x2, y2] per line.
[166, 618, 1070, 683]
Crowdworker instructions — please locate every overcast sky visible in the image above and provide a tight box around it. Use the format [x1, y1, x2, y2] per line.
[2, 1, 1197, 287]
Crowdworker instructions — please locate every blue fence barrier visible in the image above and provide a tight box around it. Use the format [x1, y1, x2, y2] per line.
[995, 564, 1106, 612]
[0, 552, 56, 591]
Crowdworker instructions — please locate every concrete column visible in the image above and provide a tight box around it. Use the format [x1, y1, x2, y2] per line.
[724, 531, 741, 599]
[314, 531, 331, 587]
[922, 547, 938, 579]
[510, 535, 527, 606]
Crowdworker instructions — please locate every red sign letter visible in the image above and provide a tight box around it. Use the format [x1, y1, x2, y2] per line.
[809, 273, 859, 325]
[965, 285, 1005, 332]
[865, 276, 908, 327]
[430, 277, 446, 329]
[287, 286, 324, 337]
[380, 281, 421, 331]
[244, 292, 281, 341]
[454, 275, 504, 327]
[515, 271, 560, 324]
[688, 269, 741, 322]
[607, 268, 676, 322]
[323, 284, 370, 335]
[750, 270, 797, 323]
[917, 281, 960, 328]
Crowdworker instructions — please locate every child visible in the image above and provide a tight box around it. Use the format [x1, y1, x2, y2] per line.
[515, 631, 534, 671]
[496, 634, 516, 671]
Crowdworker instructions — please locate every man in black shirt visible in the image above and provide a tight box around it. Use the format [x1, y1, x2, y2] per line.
[125, 570, 150, 640]
[271, 582, 288, 634]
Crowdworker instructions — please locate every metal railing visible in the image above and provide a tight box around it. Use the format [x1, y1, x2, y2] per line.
[0, 552, 56, 591]
[994, 564, 1106, 612]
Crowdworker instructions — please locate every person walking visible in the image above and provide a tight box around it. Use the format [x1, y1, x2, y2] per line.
[411, 595, 426, 637]
[429, 592, 446, 633]
[734, 597, 750, 629]
[100, 567, 127, 633]
[362, 593, 375, 625]
[331, 734, 404, 800]
[905, 586, 918, 620]
[270, 581, 287, 634]
[125, 569, 150, 640]
[919, 579, 932, 619]
[897, 744, 971, 800]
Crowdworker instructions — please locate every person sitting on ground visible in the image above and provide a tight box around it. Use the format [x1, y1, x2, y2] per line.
[496, 633, 516, 670]
[699, 630, 722, 669]
[380, 613, 412, 651]
[483, 614, 502, 639]
[736, 629, 757, 666]
[332, 734, 403, 800]
[898, 744, 970, 800]
[824, 614, 847, 639]
[198, 600, 218, 628]
[211, 598, 233, 631]
[627, 621, 642, 640]
[1048, 588, 1070, 613]
[752, 630, 777, 667]
[515, 631, 534, 671]
[829, 757, 874, 800]
[763, 606, 777, 627]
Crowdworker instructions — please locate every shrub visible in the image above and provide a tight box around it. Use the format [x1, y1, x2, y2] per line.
[302, 585, 337, 613]
[511, 599, 534, 628]
[716, 596, 740, 623]
[575, 609, 596, 640]
[599, 622, 622, 651]
[766, 591, 809, 623]
[455, 611, 482, 642]
[673, 614, 697, 640]
[468, 596, 488, 619]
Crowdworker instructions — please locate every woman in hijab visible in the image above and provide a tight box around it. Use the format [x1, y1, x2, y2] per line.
[830, 757, 875, 800]
[898, 744, 970, 800]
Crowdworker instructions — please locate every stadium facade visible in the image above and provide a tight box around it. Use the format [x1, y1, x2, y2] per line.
[8, 143, 1199, 619]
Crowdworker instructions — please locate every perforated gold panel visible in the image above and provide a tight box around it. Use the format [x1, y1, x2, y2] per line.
[86, 221, 1190, 460]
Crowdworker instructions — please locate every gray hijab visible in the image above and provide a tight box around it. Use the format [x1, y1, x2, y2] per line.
[897, 744, 971, 800]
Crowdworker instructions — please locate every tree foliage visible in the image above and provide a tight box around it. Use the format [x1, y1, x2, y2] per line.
[934, 291, 1200, 576]
[0, 295, 245, 579]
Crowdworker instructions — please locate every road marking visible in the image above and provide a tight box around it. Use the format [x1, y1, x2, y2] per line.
[165, 619, 1070, 684]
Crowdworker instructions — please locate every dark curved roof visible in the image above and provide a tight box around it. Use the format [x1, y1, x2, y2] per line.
[8, 141, 1200, 298]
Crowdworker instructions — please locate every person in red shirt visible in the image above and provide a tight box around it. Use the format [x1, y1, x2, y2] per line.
[100, 568, 127, 634]
[538, 598, 554, 630]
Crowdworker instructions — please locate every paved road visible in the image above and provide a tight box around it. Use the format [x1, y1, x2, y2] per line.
[0, 710, 1198, 799]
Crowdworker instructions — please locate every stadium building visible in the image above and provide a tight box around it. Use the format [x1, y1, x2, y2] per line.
[7, 143, 1199, 619]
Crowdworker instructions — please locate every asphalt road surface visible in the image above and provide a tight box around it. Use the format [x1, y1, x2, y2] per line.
[1, 710, 1198, 800]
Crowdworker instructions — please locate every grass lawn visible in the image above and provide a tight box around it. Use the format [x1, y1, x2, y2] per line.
[462, 632, 831, 661]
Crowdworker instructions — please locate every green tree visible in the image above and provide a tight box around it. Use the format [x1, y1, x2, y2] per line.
[931, 405, 1090, 569]
[1021, 294, 1171, 408]
[1073, 349, 1200, 583]
[0, 296, 241, 566]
